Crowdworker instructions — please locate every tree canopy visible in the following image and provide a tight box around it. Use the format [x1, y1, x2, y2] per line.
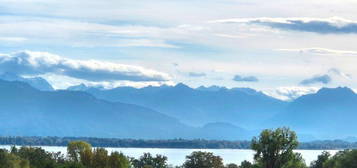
[251, 127, 301, 168]
[183, 151, 224, 168]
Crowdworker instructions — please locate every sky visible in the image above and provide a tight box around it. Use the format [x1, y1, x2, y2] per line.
[1, 0, 357, 100]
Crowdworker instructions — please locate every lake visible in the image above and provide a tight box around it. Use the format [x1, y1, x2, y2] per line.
[0, 145, 338, 166]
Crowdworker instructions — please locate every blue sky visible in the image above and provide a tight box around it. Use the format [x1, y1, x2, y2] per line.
[1, 0, 357, 100]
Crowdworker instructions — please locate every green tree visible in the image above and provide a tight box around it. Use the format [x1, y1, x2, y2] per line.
[281, 153, 306, 168]
[92, 148, 109, 168]
[16, 147, 56, 168]
[225, 163, 239, 168]
[62, 162, 85, 168]
[108, 152, 130, 168]
[240, 160, 253, 168]
[80, 148, 93, 167]
[324, 150, 357, 168]
[0, 149, 30, 168]
[183, 151, 224, 168]
[67, 141, 92, 163]
[310, 151, 330, 168]
[251, 127, 299, 168]
[132, 153, 168, 168]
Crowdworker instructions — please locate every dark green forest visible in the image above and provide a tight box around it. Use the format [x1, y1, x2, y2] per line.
[0, 136, 355, 150]
[0, 128, 356, 168]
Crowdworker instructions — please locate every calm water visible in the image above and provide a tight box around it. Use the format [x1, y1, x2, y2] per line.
[0, 145, 338, 166]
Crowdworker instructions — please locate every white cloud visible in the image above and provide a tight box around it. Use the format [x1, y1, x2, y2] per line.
[298, 68, 352, 86]
[0, 16, 210, 48]
[114, 39, 179, 48]
[40, 73, 176, 90]
[0, 51, 171, 82]
[277, 48, 357, 55]
[0, 37, 27, 42]
[264, 86, 319, 101]
[188, 72, 206, 77]
[328, 68, 352, 80]
[211, 17, 357, 34]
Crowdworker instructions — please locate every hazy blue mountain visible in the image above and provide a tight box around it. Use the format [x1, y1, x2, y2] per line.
[344, 137, 357, 143]
[0, 80, 191, 139]
[197, 122, 253, 140]
[272, 87, 357, 139]
[67, 83, 90, 91]
[72, 83, 287, 128]
[196, 85, 227, 92]
[0, 80, 252, 140]
[0, 72, 54, 91]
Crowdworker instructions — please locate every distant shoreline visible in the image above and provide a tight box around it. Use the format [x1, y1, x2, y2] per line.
[0, 136, 356, 150]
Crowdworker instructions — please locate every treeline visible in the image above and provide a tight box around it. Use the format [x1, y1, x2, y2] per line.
[0, 136, 356, 150]
[0, 128, 357, 168]
[0, 141, 248, 168]
[0, 137, 251, 149]
[2, 128, 357, 168]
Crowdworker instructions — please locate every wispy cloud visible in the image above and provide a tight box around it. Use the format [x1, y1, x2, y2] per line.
[300, 74, 332, 85]
[114, 39, 179, 48]
[277, 48, 357, 55]
[188, 72, 206, 77]
[212, 17, 357, 34]
[233, 75, 258, 82]
[0, 37, 27, 42]
[328, 68, 352, 80]
[0, 51, 171, 82]
[300, 68, 351, 85]
[0, 16, 206, 49]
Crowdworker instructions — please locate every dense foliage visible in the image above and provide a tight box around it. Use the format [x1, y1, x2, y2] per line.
[251, 127, 305, 168]
[182, 151, 224, 168]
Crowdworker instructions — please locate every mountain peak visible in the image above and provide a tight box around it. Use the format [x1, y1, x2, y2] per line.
[174, 83, 190, 89]
[196, 85, 227, 92]
[0, 72, 54, 91]
[67, 83, 88, 91]
[317, 87, 355, 96]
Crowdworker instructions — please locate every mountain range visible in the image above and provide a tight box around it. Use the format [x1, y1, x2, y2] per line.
[272, 87, 357, 139]
[0, 72, 53, 91]
[70, 83, 287, 128]
[1, 73, 357, 140]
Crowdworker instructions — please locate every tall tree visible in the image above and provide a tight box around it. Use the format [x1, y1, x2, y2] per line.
[183, 151, 224, 168]
[239, 160, 253, 168]
[225, 163, 239, 168]
[281, 153, 307, 168]
[132, 153, 168, 168]
[251, 127, 299, 168]
[310, 151, 330, 168]
[67, 141, 92, 163]
[108, 152, 130, 168]
[92, 148, 109, 168]
[324, 150, 357, 168]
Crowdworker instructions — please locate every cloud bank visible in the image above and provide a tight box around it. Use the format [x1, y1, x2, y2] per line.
[233, 75, 258, 82]
[213, 17, 357, 34]
[0, 51, 170, 82]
